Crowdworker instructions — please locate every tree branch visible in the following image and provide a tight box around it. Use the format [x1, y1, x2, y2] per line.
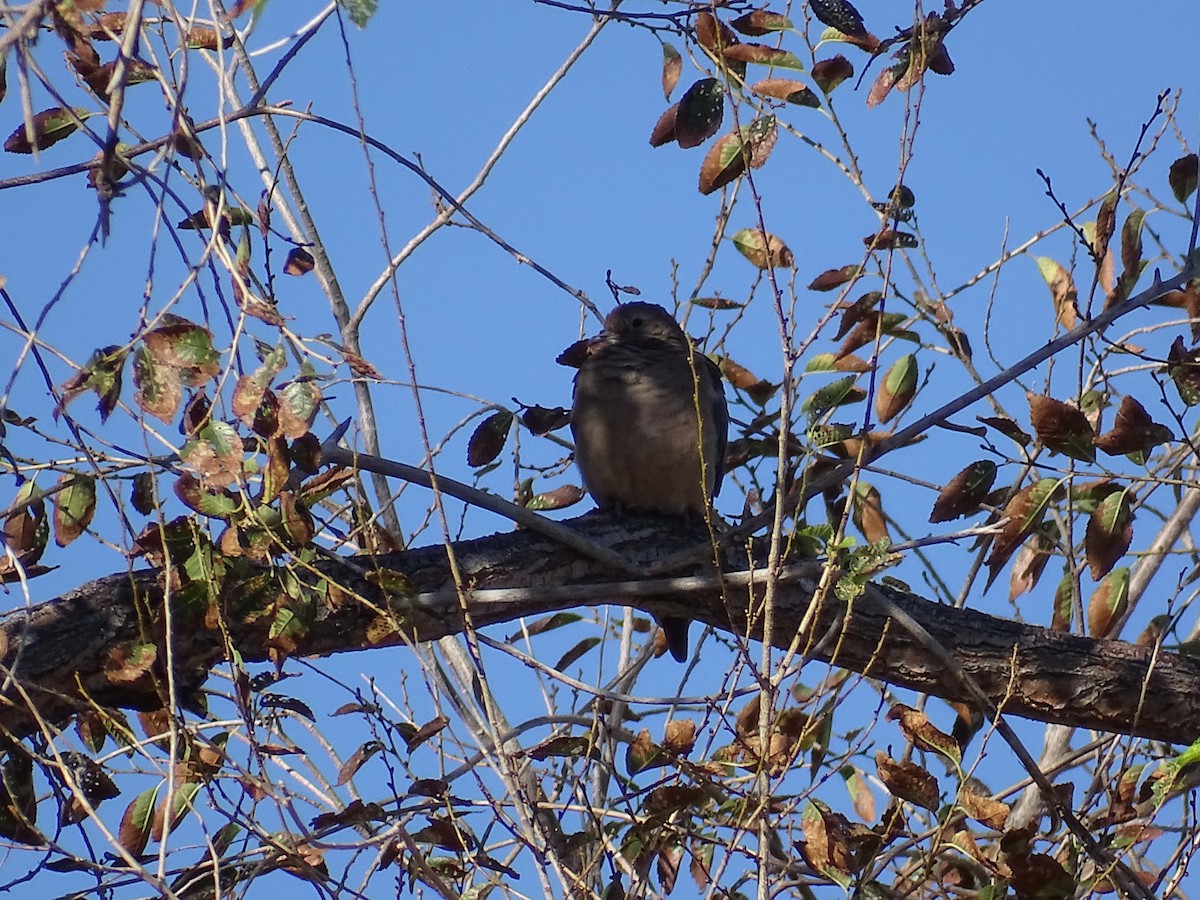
[2, 513, 1197, 745]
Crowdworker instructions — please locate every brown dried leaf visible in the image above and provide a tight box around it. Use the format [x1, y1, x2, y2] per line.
[524, 484, 585, 511]
[663, 719, 697, 756]
[336, 741, 384, 786]
[1085, 490, 1133, 581]
[748, 77, 825, 107]
[660, 42, 682, 99]
[887, 704, 961, 765]
[959, 789, 1010, 830]
[1035, 257, 1078, 329]
[1169, 153, 1199, 204]
[520, 404, 571, 435]
[648, 102, 678, 147]
[698, 130, 746, 194]
[467, 410, 513, 468]
[808, 265, 860, 292]
[852, 482, 888, 544]
[731, 228, 793, 269]
[929, 460, 997, 523]
[985, 479, 1062, 588]
[811, 55, 854, 93]
[4, 107, 89, 154]
[1027, 393, 1095, 462]
[866, 63, 900, 108]
[1094, 394, 1171, 457]
[118, 786, 158, 856]
[405, 716, 448, 753]
[875, 751, 939, 811]
[52, 473, 96, 547]
[1094, 571, 1128, 643]
[1009, 531, 1052, 601]
[283, 247, 315, 276]
[695, 11, 738, 54]
[875, 353, 917, 424]
[730, 8, 793, 36]
[834, 291, 883, 340]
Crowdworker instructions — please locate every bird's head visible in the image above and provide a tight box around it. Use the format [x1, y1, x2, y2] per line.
[602, 302, 687, 347]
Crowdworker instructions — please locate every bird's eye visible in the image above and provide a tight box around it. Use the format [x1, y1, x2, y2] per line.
[631, 317, 644, 328]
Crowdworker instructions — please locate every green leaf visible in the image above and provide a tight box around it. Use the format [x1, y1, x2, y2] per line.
[802, 375, 864, 420]
[339, 0, 378, 28]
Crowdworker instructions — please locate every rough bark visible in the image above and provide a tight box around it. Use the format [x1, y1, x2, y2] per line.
[1, 512, 1198, 745]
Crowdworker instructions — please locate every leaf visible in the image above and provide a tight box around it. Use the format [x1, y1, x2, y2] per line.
[648, 103, 678, 147]
[731, 9, 793, 35]
[184, 25, 233, 50]
[337, 741, 384, 785]
[675, 78, 724, 149]
[1088, 567, 1130, 639]
[875, 353, 917, 424]
[278, 374, 321, 439]
[863, 228, 917, 250]
[1035, 257, 1078, 329]
[519, 404, 570, 435]
[689, 295, 744, 310]
[52, 473, 96, 547]
[467, 410, 513, 467]
[808, 265, 861, 291]
[886, 704, 961, 765]
[1093, 395, 1172, 458]
[836, 311, 912, 358]
[180, 421, 245, 489]
[803, 376, 865, 420]
[731, 227, 794, 268]
[660, 42, 682, 99]
[525, 485, 585, 511]
[852, 482, 888, 544]
[810, 0, 867, 38]
[698, 131, 746, 194]
[55, 345, 126, 422]
[1085, 489, 1133, 580]
[119, 785, 159, 856]
[151, 781, 200, 842]
[339, 0, 378, 28]
[985, 479, 1064, 587]
[626, 729, 666, 775]
[1027, 393, 1096, 462]
[1092, 190, 1118, 259]
[717, 356, 777, 404]
[1009, 530, 1053, 601]
[977, 414, 1031, 446]
[283, 248, 315, 276]
[811, 55, 854, 93]
[143, 315, 222, 381]
[929, 460, 997, 523]
[959, 789, 1010, 830]
[722, 44, 804, 71]
[1167, 336, 1200, 406]
[4, 107, 91, 153]
[750, 78, 819, 107]
[1169, 153, 1199, 204]
[132, 346, 183, 424]
[404, 715, 448, 753]
[875, 751, 939, 810]
[695, 12, 738, 54]
[866, 61, 901, 108]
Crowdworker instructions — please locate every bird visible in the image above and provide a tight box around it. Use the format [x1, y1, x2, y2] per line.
[570, 301, 728, 661]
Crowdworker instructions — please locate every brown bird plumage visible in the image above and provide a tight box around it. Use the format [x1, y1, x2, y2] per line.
[570, 302, 728, 661]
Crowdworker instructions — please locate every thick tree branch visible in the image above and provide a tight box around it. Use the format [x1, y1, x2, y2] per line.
[2, 513, 1198, 745]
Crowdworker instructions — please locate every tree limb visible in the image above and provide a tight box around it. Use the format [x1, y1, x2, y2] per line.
[2, 513, 1197, 745]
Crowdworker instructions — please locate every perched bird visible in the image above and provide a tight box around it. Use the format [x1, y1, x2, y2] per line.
[570, 301, 728, 661]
